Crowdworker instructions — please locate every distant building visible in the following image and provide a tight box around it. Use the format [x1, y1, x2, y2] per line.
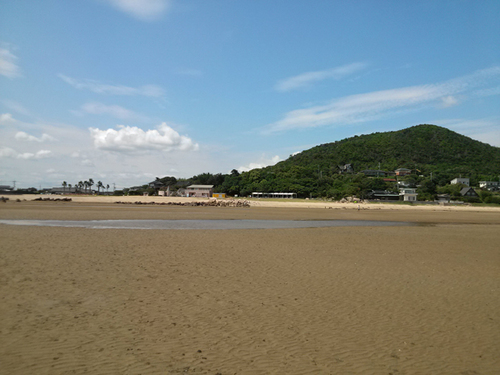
[436, 194, 451, 203]
[460, 187, 479, 197]
[451, 178, 470, 186]
[399, 187, 418, 202]
[338, 164, 354, 174]
[186, 185, 214, 198]
[395, 168, 412, 176]
[0, 185, 13, 191]
[366, 190, 400, 201]
[479, 181, 499, 191]
[50, 187, 77, 194]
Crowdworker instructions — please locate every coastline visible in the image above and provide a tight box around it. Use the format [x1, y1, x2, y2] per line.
[5, 193, 500, 213]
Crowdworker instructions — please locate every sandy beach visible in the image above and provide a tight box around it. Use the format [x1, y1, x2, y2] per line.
[1, 198, 499, 374]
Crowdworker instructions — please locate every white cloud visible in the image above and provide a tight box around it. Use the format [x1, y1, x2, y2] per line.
[0, 113, 15, 124]
[1, 100, 30, 116]
[59, 74, 165, 98]
[275, 62, 368, 92]
[0, 147, 52, 160]
[104, 0, 172, 21]
[80, 102, 147, 121]
[15, 131, 56, 142]
[89, 122, 199, 153]
[238, 155, 281, 172]
[0, 47, 21, 79]
[440, 96, 459, 108]
[266, 66, 500, 133]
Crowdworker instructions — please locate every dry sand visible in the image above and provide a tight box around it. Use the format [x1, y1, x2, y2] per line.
[0, 198, 499, 374]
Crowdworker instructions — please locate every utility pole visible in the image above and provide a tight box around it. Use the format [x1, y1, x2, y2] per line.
[12, 180, 16, 189]
[113, 183, 116, 192]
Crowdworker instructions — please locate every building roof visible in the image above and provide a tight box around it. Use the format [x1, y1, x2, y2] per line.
[460, 187, 477, 195]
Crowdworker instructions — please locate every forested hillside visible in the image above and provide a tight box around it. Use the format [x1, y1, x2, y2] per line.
[131, 125, 500, 200]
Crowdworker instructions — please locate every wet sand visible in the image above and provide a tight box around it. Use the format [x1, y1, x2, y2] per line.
[0, 200, 499, 374]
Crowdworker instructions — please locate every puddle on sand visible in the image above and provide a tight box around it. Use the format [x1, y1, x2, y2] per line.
[0, 219, 414, 230]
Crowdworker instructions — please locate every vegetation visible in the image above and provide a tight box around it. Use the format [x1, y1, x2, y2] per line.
[51, 125, 499, 203]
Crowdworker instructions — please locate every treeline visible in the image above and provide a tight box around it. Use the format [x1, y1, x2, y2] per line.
[124, 168, 499, 202]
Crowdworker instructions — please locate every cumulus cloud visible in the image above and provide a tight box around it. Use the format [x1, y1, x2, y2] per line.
[238, 155, 281, 172]
[15, 131, 56, 142]
[0, 113, 15, 124]
[266, 66, 500, 133]
[89, 122, 199, 153]
[0, 147, 52, 160]
[0, 47, 21, 78]
[104, 0, 172, 21]
[275, 62, 367, 92]
[80, 102, 147, 121]
[59, 74, 165, 98]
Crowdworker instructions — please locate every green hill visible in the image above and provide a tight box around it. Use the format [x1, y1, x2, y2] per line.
[282, 124, 500, 175]
[229, 124, 500, 198]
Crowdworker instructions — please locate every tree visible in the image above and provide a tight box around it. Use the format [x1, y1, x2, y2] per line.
[88, 179, 94, 194]
[62, 181, 67, 194]
[68, 183, 72, 193]
[97, 181, 104, 195]
[106, 184, 110, 194]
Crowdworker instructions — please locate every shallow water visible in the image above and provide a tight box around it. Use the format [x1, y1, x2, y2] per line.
[0, 219, 413, 230]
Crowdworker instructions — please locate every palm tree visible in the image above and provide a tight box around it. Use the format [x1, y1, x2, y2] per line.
[62, 181, 67, 194]
[88, 179, 94, 194]
[106, 184, 110, 194]
[78, 181, 83, 194]
[84, 181, 89, 194]
[97, 181, 103, 195]
[68, 183, 72, 193]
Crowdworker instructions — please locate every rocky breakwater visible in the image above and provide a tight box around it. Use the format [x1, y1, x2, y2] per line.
[114, 198, 251, 207]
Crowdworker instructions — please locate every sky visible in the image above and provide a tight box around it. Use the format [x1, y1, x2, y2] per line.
[1, 0, 499, 189]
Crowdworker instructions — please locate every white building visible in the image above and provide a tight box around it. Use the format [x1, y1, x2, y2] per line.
[399, 188, 418, 202]
[185, 185, 214, 197]
[450, 178, 470, 186]
[479, 181, 499, 191]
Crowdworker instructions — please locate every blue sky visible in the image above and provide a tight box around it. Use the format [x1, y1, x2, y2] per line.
[1, 0, 499, 189]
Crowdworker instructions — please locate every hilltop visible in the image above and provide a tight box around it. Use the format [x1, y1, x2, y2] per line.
[278, 124, 500, 176]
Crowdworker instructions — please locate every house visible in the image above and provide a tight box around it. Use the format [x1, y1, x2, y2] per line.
[436, 194, 451, 203]
[399, 187, 418, 202]
[185, 185, 214, 197]
[395, 168, 412, 176]
[366, 190, 400, 201]
[451, 178, 470, 186]
[338, 164, 354, 174]
[51, 187, 77, 194]
[479, 181, 499, 191]
[460, 187, 479, 197]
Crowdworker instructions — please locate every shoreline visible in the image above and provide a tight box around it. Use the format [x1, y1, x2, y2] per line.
[5, 193, 500, 213]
